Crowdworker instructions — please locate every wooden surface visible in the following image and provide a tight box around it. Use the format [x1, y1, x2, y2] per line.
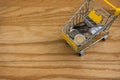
[0, 0, 120, 80]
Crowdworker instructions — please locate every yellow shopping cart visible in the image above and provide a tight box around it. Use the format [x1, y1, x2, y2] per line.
[61, 0, 120, 56]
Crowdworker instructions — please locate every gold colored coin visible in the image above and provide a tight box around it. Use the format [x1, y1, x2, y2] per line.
[74, 34, 86, 45]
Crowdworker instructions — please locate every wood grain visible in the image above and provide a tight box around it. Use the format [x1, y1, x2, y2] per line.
[0, 0, 120, 80]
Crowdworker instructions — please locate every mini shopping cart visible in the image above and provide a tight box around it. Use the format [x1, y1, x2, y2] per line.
[61, 0, 120, 56]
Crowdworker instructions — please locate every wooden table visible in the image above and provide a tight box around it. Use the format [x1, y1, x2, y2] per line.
[0, 0, 120, 80]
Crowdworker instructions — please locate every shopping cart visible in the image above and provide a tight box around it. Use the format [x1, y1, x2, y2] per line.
[61, 0, 120, 56]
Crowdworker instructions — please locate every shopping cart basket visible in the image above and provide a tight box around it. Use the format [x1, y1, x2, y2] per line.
[61, 0, 120, 56]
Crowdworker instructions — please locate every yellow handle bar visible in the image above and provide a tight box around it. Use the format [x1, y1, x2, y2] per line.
[104, 0, 120, 16]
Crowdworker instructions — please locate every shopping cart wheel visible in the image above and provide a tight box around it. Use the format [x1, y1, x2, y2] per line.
[79, 50, 84, 56]
[102, 34, 109, 41]
[66, 42, 70, 47]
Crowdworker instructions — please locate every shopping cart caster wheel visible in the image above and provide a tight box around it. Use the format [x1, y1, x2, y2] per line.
[66, 42, 70, 46]
[79, 53, 82, 56]
[102, 34, 109, 41]
[79, 50, 84, 56]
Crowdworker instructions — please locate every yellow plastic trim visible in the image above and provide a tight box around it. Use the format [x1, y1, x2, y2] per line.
[88, 10, 103, 24]
[104, 0, 120, 16]
[61, 33, 78, 51]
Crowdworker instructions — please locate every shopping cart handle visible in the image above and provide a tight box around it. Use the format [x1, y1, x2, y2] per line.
[104, 0, 120, 16]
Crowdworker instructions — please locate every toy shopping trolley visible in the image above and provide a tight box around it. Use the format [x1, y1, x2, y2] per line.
[61, 0, 120, 56]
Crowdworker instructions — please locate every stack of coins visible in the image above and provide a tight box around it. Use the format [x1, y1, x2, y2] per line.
[69, 29, 80, 39]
